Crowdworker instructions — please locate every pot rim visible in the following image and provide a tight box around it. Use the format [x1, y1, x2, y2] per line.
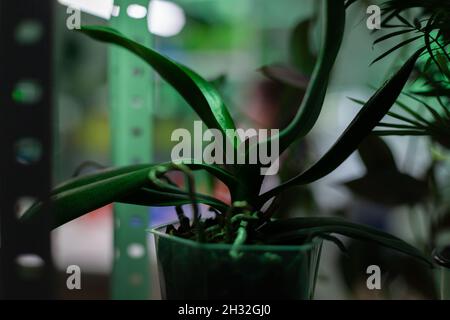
[149, 221, 322, 252]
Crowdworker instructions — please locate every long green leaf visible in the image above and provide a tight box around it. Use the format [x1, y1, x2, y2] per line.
[120, 188, 229, 213]
[262, 0, 346, 154]
[258, 49, 422, 204]
[22, 161, 235, 229]
[371, 35, 423, 65]
[52, 164, 150, 195]
[79, 26, 238, 147]
[386, 111, 426, 128]
[54, 161, 238, 195]
[373, 29, 415, 45]
[374, 130, 428, 136]
[395, 98, 433, 127]
[402, 91, 446, 125]
[21, 167, 154, 228]
[378, 122, 423, 129]
[259, 217, 432, 266]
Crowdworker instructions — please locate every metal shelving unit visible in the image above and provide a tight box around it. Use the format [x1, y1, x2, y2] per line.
[109, 0, 153, 299]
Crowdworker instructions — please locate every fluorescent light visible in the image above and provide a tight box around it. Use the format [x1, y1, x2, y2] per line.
[58, 0, 115, 20]
[147, 0, 186, 37]
[127, 4, 147, 19]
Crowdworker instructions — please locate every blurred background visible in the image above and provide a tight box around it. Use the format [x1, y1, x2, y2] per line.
[19, 0, 450, 298]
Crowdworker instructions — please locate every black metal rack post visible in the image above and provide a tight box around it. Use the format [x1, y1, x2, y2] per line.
[0, 0, 54, 299]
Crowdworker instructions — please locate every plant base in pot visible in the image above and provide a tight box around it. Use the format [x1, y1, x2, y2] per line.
[151, 224, 323, 300]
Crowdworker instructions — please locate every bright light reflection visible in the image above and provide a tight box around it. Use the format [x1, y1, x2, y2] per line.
[127, 4, 147, 19]
[147, 0, 186, 37]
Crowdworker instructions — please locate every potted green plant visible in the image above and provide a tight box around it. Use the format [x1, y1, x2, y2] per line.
[23, 0, 435, 299]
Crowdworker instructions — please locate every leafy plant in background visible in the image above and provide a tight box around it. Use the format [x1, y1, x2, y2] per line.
[347, 0, 450, 145]
[23, 0, 434, 269]
[342, 135, 429, 207]
[348, 0, 450, 277]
